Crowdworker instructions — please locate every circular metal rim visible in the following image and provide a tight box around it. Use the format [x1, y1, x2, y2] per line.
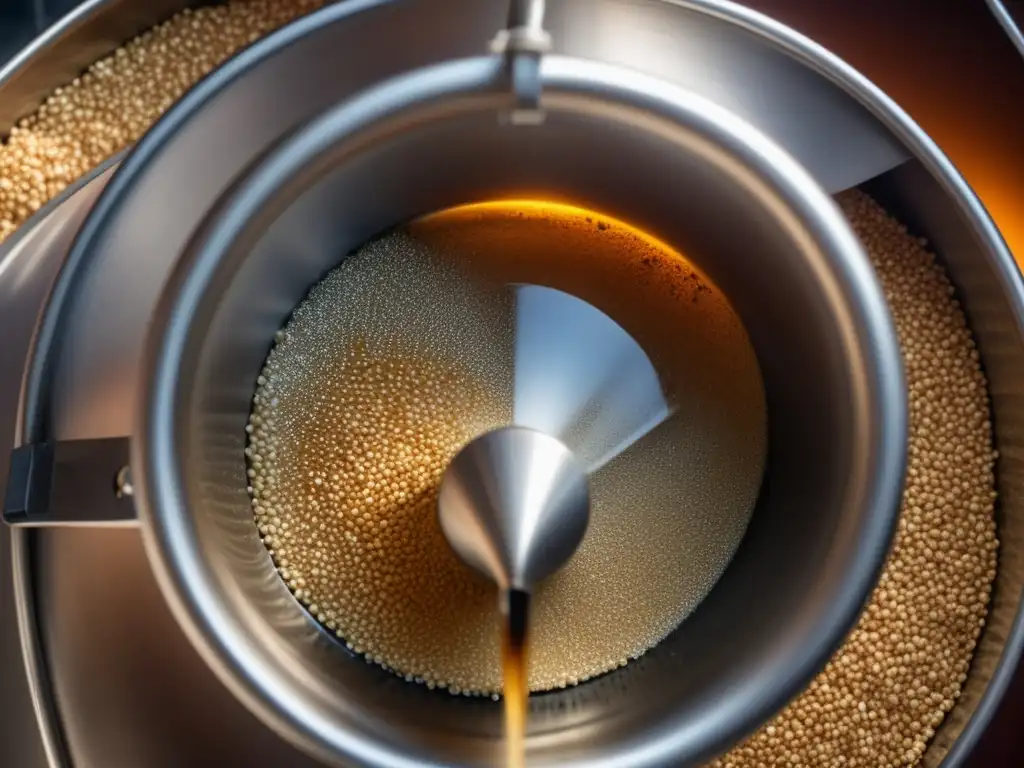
[985, 0, 1024, 61]
[9, 0, 1024, 766]
[134, 51, 904, 766]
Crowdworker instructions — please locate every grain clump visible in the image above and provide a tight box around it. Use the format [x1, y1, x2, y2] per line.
[247, 232, 515, 696]
[0, 0, 323, 241]
[247, 212, 767, 696]
[715, 190, 998, 767]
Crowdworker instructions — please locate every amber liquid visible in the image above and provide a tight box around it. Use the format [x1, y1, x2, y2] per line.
[502, 588, 530, 768]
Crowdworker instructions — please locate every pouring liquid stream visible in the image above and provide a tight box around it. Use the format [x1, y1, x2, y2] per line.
[502, 588, 531, 768]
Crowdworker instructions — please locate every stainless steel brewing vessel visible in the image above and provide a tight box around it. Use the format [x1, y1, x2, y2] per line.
[0, 1, 1021, 766]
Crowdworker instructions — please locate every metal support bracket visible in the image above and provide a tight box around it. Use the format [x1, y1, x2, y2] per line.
[490, 0, 551, 123]
[3, 437, 136, 526]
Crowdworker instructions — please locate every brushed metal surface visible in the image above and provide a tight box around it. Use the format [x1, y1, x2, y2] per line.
[0, 1, 1021, 767]
[508, 283, 671, 472]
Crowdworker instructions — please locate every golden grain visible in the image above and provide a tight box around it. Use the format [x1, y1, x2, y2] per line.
[248, 215, 767, 695]
[716, 190, 998, 767]
[0, 0, 323, 242]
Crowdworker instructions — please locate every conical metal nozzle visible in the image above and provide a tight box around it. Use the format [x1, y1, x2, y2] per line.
[437, 426, 590, 591]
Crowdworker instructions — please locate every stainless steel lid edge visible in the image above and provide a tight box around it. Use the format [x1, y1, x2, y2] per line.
[985, 0, 1024, 60]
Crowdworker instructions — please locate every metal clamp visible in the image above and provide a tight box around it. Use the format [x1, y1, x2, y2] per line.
[490, 0, 551, 122]
[3, 437, 136, 526]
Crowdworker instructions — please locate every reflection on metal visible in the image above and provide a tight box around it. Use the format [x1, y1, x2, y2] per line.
[861, 159, 1024, 768]
[438, 426, 590, 591]
[114, 465, 133, 499]
[511, 285, 671, 471]
[985, 0, 1024, 60]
